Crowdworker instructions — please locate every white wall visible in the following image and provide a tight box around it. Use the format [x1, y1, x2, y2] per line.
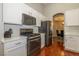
[44, 3, 79, 18]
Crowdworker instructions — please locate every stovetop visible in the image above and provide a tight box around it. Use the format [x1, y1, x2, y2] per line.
[29, 33, 40, 36]
[21, 33, 40, 37]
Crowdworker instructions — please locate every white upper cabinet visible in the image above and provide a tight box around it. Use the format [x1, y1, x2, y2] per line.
[3, 3, 44, 26]
[3, 3, 23, 24]
[3, 3, 31, 24]
[35, 12, 41, 26]
[65, 9, 79, 26]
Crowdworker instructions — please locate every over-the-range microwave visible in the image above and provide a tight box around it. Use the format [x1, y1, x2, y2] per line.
[22, 13, 36, 25]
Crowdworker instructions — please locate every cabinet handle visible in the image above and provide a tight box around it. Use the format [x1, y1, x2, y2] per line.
[30, 38, 40, 42]
[69, 37, 72, 38]
[15, 42, 21, 45]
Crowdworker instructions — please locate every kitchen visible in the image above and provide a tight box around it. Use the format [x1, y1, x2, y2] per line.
[0, 3, 52, 56]
[0, 3, 79, 56]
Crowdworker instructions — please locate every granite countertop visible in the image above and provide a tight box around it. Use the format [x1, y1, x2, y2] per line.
[64, 33, 79, 36]
[0, 36, 27, 43]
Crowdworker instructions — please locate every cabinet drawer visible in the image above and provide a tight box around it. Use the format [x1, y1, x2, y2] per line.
[4, 45, 27, 56]
[4, 39, 26, 50]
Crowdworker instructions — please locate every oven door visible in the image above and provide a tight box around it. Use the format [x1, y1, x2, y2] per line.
[27, 37, 41, 56]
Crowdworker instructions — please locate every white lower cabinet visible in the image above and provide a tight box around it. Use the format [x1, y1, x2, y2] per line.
[64, 36, 79, 52]
[40, 33, 45, 48]
[0, 37, 27, 56]
[0, 41, 4, 56]
[4, 45, 26, 56]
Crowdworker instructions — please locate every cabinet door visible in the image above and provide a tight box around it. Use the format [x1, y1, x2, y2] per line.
[0, 3, 4, 39]
[64, 36, 79, 52]
[3, 3, 22, 24]
[65, 9, 79, 26]
[36, 12, 42, 26]
[4, 37, 27, 56]
[41, 33, 45, 48]
[36, 16, 41, 26]
[4, 45, 27, 56]
[21, 4, 31, 15]
[64, 36, 73, 50]
[73, 37, 79, 52]
[0, 41, 4, 56]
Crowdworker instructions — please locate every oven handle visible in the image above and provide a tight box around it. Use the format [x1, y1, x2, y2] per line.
[28, 35, 40, 39]
[30, 38, 40, 42]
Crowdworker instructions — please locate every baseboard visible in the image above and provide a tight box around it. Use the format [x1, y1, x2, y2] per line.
[65, 48, 79, 53]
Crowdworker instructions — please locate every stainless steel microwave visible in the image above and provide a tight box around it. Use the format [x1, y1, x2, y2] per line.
[22, 14, 36, 25]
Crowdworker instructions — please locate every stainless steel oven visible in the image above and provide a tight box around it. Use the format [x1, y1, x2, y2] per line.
[27, 34, 41, 56]
[20, 29, 41, 56]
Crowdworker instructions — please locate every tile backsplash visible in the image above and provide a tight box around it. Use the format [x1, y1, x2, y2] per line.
[4, 24, 20, 37]
[65, 26, 79, 35]
[4, 24, 39, 37]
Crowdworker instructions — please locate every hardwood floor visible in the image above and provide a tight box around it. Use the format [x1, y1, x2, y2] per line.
[36, 37, 79, 56]
[37, 37, 64, 56]
[38, 44, 64, 56]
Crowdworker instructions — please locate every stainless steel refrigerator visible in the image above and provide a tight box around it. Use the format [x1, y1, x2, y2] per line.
[39, 21, 52, 47]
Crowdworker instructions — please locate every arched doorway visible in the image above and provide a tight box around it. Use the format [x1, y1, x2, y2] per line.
[53, 13, 64, 43]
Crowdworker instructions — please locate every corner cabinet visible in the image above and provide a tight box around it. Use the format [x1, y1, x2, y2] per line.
[65, 9, 79, 26]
